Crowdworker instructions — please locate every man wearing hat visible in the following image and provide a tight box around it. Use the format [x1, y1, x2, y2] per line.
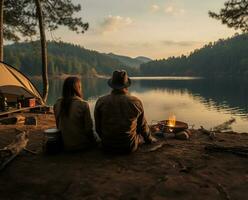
[94, 70, 156, 153]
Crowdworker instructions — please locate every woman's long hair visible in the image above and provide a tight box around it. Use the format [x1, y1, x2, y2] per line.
[60, 76, 82, 116]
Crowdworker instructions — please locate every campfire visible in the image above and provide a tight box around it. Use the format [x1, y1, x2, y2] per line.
[151, 114, 188, 134]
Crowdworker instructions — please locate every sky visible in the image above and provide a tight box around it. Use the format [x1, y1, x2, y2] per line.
[50, 0, 238, 59]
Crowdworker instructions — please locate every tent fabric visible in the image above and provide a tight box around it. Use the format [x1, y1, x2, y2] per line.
[0, 62, 44, 105]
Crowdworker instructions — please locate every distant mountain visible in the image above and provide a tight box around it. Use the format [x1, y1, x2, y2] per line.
[107, 53, 152, 68]
[140, 33, 248, 77]
[135, 56, 152, 63]
[3, 41, 139, 77]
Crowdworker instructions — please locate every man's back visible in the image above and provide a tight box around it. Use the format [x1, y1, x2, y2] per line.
[94, 90, 152, 152]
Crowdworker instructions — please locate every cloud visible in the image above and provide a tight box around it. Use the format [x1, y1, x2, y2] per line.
[150, 3, 185, 16]
[162, 40, 200, 47]
[164, 5, 185, 15]
[99, 15, 133, 33]
[150, 4, 160, 13]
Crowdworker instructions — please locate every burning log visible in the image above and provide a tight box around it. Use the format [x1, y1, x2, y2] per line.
[0, 131, 29, 171]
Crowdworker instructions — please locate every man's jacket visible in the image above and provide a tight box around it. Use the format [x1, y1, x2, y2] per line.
[94, 90, 152, 152]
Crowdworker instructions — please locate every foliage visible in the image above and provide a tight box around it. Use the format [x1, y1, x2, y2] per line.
[107, 53, 150, 69]
[3, 0, 89, 42]
[209, 0, 248, 32]
[140, 34, 248, 77]
[4, 34, 248, 78]
[3, 41, 138, 76]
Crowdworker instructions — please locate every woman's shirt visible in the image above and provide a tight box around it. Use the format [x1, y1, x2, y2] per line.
[54, 96, 95, 151]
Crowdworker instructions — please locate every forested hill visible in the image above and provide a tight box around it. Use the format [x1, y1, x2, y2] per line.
[140, 34, 248, 77]
[3, 41, 139, 76]
[106, 53, 152, 68]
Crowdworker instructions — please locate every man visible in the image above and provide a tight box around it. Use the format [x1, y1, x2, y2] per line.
[94, 70, 156, 153]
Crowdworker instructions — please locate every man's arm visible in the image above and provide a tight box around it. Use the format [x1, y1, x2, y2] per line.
[94, 100, 103, 138]
[136, 101, 154, 144]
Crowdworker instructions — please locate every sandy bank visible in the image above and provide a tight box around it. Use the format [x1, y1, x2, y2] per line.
[0, 113, 247, 200]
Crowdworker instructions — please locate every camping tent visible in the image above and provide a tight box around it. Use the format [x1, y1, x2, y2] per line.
[0, 62, 44, 105]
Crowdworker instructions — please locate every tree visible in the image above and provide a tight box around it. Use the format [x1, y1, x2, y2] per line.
[209, 0, 248, 32]
[0, 0, 3, 61]
[1, 0, 89, 102]
[35, 0, 48, 102]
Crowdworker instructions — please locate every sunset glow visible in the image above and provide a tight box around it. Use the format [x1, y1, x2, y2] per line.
[50, 0, 238, 59]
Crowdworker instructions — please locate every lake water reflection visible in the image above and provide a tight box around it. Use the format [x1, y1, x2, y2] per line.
[32, 77, 248, 132]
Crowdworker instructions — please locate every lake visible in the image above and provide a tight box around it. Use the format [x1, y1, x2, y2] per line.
[32, 77, 248, 132]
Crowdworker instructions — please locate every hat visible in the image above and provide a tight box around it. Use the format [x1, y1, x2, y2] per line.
[108, 70, 131, 89]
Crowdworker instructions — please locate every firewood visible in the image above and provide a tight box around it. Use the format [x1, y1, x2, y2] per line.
[213, 118, 236, 132]
[0, 131, 29, 171]
[199, 126, 216, 140]
[3, 131, 29, 154]
[0, 154, 19, 171]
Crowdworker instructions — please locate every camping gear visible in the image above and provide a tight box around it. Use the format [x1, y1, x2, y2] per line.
[43, 128, 63, 154]
[25, 98, 36, 107]
[0, 62, 44, 107]
[18, 96, 36, 108]
[0, 96, 8, 111]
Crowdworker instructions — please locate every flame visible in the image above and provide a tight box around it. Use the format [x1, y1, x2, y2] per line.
[167, 114, 176, 127]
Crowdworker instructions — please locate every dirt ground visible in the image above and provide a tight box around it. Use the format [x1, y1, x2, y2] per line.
[0, 113, 247, 200]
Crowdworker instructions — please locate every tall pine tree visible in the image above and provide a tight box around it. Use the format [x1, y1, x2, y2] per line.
[209, 0, 248, 32]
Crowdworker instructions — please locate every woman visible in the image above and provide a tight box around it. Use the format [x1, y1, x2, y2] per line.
[54, 76, 96, 151]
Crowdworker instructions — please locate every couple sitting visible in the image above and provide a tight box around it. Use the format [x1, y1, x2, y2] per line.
[54, 70, 156, 153]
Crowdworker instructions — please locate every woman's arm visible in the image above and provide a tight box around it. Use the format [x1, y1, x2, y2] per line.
[94, 100, 102, 138]
[53, 102, 60, 128]
[82, 102, 96, 143]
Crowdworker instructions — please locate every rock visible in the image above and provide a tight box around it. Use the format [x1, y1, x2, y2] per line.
[25, 116, 37, 126]
[0, 115, 25, 125]
[175, 131, 189, 140]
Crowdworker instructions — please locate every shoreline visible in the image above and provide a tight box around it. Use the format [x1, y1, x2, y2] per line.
[29, 74, 205, 81]
[29, 73, 110, 80]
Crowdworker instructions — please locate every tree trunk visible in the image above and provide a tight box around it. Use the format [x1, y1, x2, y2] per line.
[35, 0, 49, 103]
[0, 0, 4, 61]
